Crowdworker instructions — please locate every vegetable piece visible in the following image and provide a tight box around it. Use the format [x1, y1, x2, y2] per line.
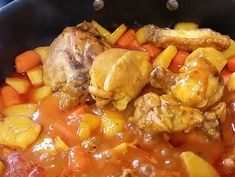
[142, 43, 162, 59]
[2, 103, 37, 117]
[5, 77, 30, 94]
[0, 116, 41, 149]
[101, 111, 125, 137]
[112, 141, 137, 155]
[227, 56, 235, 72]
[223, 39, 235, 59]
[174, 22, 199, 30]
[54, 136, 69, 152]
[1, 86, 21, 107]
[34, 46, 49, 63]
[180, 151, 220, 177]
[31, 86, 52, 101]
[91, 20, 111, 37]
[26, 65, 43, 86]
[220, 69, 232, 85]
[67, 105, 88, 118]
[106, 24, 127, 45]
[116, 29, 136, 48]
[32, 135, 57, 154]
[187, 47, 227, 72]
[78, 113, 101, 140]
[228, 72, 235, 91]
[136, 26, 148, 45]
[68, 146, 90, 172]
[15, 50, 41, 73]
[172, 50, 190, 65]
[153, 45, 177, 68]
[0, 161, 4, 174]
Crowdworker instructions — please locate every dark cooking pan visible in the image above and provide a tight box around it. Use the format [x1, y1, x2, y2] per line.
[0, 0, 235, 81]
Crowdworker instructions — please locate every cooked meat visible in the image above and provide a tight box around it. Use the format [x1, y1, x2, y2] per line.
[132, 92, 226, 137]
[143, 25, 230, 51]
[43, 22, 110, 109]
[150, 53, 224, 109]
[89, 48, 152, 111]
[131, 93, 204, 134]
[203, 102, 226, 138]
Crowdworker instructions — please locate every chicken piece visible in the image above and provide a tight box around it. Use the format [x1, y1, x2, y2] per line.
[43, 22, 110, 109]
[89, 48, 152, 111]
[142, 25, 230, 51]
[150, 53, 224, 109]
[132, 92, 226, 137]
[132, 93, 204, 133]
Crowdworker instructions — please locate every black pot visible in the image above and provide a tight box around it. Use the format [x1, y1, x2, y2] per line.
[0, 0, 235, 81]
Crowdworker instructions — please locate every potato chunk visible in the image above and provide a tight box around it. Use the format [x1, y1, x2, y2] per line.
[101, 111, 125, 137]
[106, 24, 127, 44]
[91, 20, 111, 37]
[34, 46, 49, 63]
[5, 77, 30, 94]
[187, 47, 226, 72]
[27, 65, 43, 86]
[0, 116, 41, 149]
[181, 151, 220, 177]
[223, 39, 235, 59]
[174, 22, 199, 30]
[31, 86, 52, 101]
[2, 103, 38, 117]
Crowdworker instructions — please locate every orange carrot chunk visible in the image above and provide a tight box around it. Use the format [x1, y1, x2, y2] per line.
[1, 86, 21, 107]
[68, 145, 90, 172]
[15, 50, 41, 73]
[227, 56, 235, 72]
[220, 68, 232, 85]
[142, 43, 162, 59]
[116, 29, 136, 48]
[171, 50, 189, 66]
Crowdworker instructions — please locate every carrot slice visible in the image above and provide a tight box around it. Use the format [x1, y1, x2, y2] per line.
[1, 86, 21, 107]
[172, 50, 189, 65]
[15, 50, 41, 73]
[142, 43, 162, 59]
[116, 29, 136, 47]
[227, 56, 235, 72]
[220, 68, 232, 85]
[68, 145, 90, 172]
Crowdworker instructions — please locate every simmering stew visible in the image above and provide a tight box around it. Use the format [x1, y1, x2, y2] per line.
[0, 21, 235, 177]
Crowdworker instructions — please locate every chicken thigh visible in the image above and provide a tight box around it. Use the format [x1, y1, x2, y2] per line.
[43, 22, 110, 109]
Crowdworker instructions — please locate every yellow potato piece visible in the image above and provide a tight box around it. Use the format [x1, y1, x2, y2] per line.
[101, 111, 125, 137]
[27, 65, 43, 86]
[187, 47, 227, 72]
[223, 39, 235, 59]
[54, 136, 69, 152]
[32, 135, 57, 154]
[174, 22, 199, 30]
[153, 45, 177, 68]
[5, 77, 30, 94]
[91, 20, 111, 37]
[136, 26, 148, 45]
[228, 72, 235, 91]
[2, 103, 38, 117]
[181, 151, 220, 177]
[34, 46, 50, 63]
[31, 86, 52, 101]
[78, 113, 100, 139]
[0, 116, 41, 149]
[106, 24, 127, 44]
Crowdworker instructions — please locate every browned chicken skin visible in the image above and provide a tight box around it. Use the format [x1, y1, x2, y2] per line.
[144, 25, 230, 51]
[43, 22, 110, 109]
[150, 56, 224, 109]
